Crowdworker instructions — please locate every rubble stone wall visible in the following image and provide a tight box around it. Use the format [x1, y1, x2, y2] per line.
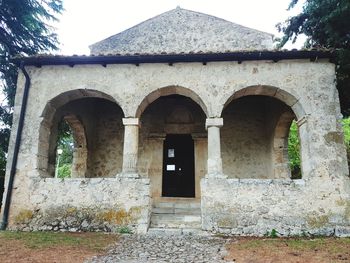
[9, 178, 151, 233]
[2, 59, 349, 235]
[201, 177, 350, 236]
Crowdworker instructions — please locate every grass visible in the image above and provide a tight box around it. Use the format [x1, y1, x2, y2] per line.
[0, 231, 118, 251]
[232, 237, 350, 253]
[226, 237, 350, 263]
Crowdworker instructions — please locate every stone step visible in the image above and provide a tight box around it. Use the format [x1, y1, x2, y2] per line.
[150, 213, 202, 229]
[152, 207, 201, 215]
[153, 200, 201, 210]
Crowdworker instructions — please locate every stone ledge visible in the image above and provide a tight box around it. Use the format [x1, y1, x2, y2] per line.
[38, 177, 150, 184]
[202, 178, 306, 186]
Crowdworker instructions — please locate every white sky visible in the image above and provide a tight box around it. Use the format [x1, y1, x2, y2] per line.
[55, 0, 306, 55]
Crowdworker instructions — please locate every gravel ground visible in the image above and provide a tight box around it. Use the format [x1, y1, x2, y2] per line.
[86, 234, 233, 263]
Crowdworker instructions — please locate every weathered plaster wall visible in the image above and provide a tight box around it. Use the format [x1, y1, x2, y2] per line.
[2, 58, 349, 235]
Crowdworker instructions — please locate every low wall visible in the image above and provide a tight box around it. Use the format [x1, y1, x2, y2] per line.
[9, 177, 151, 234]
[201, 177, 350, 237]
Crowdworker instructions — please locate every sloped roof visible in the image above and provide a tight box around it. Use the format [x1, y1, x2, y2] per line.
[89, 7, 274, 55]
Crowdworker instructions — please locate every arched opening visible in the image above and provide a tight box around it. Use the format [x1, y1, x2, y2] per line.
[221, 86, 304, 179]
[38, 90, 124, 178]
[54, 115, 87, 178]
[55, 119, 74, 178]
[273, 111, 302, 179]
[138, 92, 207, 198]
[287, 120, 301, 179]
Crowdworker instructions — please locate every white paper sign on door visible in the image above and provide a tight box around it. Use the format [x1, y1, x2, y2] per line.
[166, 164, 175, 171]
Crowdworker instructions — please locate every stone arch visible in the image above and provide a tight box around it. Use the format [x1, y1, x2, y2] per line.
[135, 86, 208, 118]
[221, 85, 305, 120]
[41, 89, 122, 123]
[38, 89, 124, 178]
[63, 115, 87, 178]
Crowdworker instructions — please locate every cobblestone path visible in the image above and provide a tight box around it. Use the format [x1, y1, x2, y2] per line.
[86, 234, 233, 263]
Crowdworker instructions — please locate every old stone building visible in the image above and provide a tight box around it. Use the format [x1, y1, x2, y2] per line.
[1, 8, 350, 236]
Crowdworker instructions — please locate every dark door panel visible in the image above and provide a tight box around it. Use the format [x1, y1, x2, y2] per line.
[162, 134, 195, 197]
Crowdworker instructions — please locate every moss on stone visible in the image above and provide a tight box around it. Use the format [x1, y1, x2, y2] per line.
[14, 210, 34, 224]
[97, 209, 132, 225]
[217, 216, 237, 228]
[336, 199, 350, 221]
[65, 207, 78, 216]
[324, 132, 344, 145]
[306, 214, 330, 229]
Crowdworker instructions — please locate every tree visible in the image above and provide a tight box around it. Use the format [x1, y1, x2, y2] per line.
[56, 120, 73, 178]
[278, 0, 350, 174]
[277, 0, 350, 115]
[0, 0, 63, 177]
[288, 121, 301, 179]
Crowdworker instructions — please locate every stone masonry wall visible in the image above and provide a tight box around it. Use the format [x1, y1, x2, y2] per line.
[2, 58, 350, 235]
[221, 96, 292, 179]
[9, 178, 151, 233]
[88, 100, 124, 177]
[45, 98, 124, 178]
[201, 177, 350, 236]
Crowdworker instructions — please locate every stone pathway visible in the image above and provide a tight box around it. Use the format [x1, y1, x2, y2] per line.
[86, 233, 233, 263]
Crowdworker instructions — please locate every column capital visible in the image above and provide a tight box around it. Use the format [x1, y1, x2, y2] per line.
[205, 118, 223, 129]
[123, 118, 139, 126]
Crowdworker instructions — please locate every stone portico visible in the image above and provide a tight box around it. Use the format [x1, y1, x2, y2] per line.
[1, 8, 350, 236]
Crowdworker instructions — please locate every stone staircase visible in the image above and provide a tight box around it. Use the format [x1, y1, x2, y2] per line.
[148, 198, 202, 234]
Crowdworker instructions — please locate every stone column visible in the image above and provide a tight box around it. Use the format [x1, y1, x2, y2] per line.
[296, 116, 312, 178]
[120, 118, 139, 178]
[206, 118, 226, 178]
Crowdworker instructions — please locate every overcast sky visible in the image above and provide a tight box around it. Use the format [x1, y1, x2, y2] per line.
[55, 0, 306, 55]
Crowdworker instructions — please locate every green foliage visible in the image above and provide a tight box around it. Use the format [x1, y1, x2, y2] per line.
[57, 163, 71, 179]
[288, 121, 301, 179]
[117, 226, 132, 234]
[0, 0, 63, 180]
[277, 0, 350, 115]
[343, 118, 350, 145]
[265, 229, 279, 238]
[56, 120, 73, 178]
[342, 117, 350, 168]
[288, 118, 350, 178]
[277, 0, 350, 49]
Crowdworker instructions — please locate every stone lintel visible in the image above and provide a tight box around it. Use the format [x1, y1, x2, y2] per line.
[205, 118, 223, 129]
[123, 118, 139, 126]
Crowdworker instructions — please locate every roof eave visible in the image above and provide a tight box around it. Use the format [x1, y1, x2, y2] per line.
[12, 50, 335, 67]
